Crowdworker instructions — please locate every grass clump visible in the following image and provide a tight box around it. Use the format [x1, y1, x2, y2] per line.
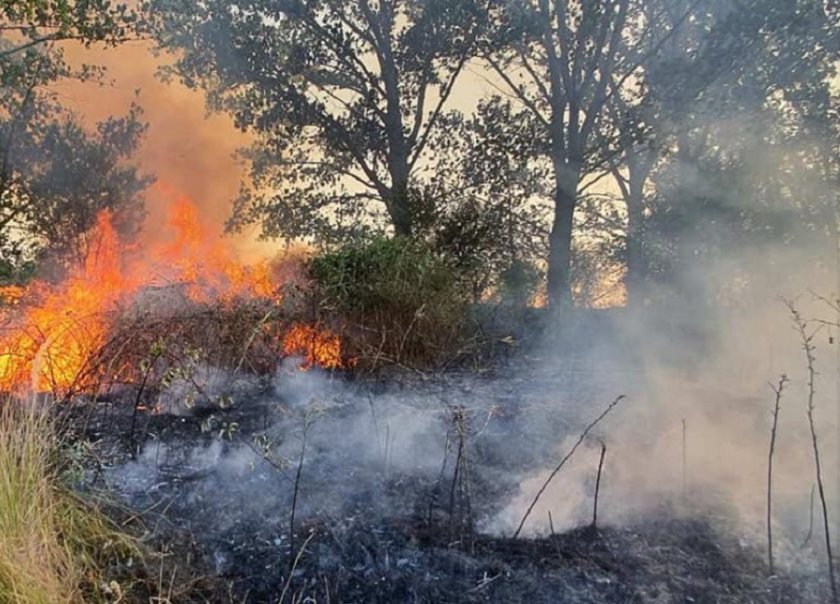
[0, 401, 139, 604]
[309, 236, 468, 369]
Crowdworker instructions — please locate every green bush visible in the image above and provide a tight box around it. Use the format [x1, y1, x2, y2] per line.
[498, 259, 541, 307]
[309, 237, 468, 369]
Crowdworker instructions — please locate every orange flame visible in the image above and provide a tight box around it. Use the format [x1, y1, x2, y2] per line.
[281, 323, 344, 370]
[0, 190, 342, 395]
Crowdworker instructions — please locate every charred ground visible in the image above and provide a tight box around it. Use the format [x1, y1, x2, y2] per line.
[65, 329, 833, 604]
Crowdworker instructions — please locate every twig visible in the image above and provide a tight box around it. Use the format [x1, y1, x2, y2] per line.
[592, 441, 607, 530]
[466, 573, 501, 593]
[448, 408, 471, 544]
[234, 309, 273, 374]
[767, 374, 788, 575]
[514, 395, 626, 538]
[289, 415, 311, 572]
[128, 353, 160, 459]
[279, 530, 316, 604]
[787, 299, 838, 603]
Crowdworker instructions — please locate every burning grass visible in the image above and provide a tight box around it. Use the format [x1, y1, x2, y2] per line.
[0, 202, 487, 405]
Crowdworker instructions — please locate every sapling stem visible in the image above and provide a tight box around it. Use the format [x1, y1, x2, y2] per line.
[788, 300, 837, 603]
[767, 374, 788, 575]
[514, 395, 625, 538]
[592, 441, 607, 530]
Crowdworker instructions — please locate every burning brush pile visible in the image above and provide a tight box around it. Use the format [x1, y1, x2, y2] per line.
[0, 193, 346, 401]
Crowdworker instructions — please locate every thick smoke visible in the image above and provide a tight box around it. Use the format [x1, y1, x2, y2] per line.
[59, 40, 275, 261]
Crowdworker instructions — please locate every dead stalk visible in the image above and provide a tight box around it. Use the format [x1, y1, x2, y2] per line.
[514, 395, 626, 539]
[788, 300, 837, 603]
[279, 530, 316, 604]
[289, 413, 311, 573]
[128, 351, 160, 458]
[234, 309, 273, 374]
[767, 374, 788, 575]
[592, 441, 607, 530]
[447, 407, 473, 547]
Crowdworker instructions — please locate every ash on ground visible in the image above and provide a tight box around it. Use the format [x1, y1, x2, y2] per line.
[78, 346, 832, 603]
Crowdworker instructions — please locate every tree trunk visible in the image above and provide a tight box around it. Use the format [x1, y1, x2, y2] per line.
[546, 164, 580, 310]
[374, 2, 412, 238]
[621, 147, 656, 309]
[387, 176, 412, 237]
[624, 181, 645, 308]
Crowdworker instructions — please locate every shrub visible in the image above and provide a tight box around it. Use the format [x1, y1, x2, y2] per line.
[309, 237, 468, 369]
[498, 259, 542, 308]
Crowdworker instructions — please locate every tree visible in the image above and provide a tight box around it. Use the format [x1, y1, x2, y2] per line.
[0, 0, 139, 58]
[412, 99, 549, 301]
[148, 0, 486, 240]
[0, 2, 150, 277]
[482, 0, 696, 310]
[607, 0, 839, 308]
[4, 105, 151, 271]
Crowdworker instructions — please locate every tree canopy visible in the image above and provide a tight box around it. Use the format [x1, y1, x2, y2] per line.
[149, 0, 487, 240]
[0, 0, 150, 278]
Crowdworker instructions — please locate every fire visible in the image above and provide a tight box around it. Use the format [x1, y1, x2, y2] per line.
[0, 190, 342, 395]
[282, 323, 344, 370]
[0, 212, 135, 392]
[158, 196, 276, 303]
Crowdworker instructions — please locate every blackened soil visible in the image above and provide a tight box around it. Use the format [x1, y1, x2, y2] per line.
[67, 376, 831, 604]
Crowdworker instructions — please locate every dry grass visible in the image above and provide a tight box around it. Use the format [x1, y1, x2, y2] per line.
[0, 400, 138, 604]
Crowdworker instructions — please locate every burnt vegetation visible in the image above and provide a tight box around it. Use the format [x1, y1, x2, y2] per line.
[0, 0, 839, 603]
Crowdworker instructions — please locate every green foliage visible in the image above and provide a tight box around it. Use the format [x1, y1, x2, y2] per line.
[0, 0, 139, 57]
[498, 259, 541, 308]
[309, 237, 468, 368]
[148, 0, 487, 239]
[1, 3, 150, 274]
[411, 103, 549, 301]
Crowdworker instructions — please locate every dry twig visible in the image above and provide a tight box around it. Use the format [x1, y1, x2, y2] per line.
[514, 395, 626, 538]
[766, 374, 788, 575]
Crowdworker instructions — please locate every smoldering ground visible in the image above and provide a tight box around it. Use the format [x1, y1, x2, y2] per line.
[82, 282, 838, 602]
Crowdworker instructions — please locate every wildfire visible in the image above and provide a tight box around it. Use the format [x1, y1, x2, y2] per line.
[0, 191, 344, 395]
[282, 323, 344, 370]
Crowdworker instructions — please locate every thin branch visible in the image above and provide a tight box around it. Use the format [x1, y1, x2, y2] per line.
[767, 374, 788, 575]
[592, 440, 607, 529]
[786, 299, 838, 603]
[484, 54, 550, 129]
[514, 395, 626, 538]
